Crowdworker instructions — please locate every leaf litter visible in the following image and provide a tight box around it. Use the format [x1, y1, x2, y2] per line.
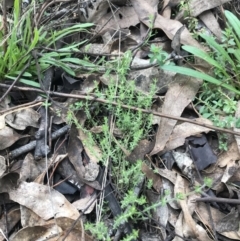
[1, 1, 240, 241]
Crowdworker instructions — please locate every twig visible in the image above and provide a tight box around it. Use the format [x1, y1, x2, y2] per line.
[9, 125, 70, 160]
[194, 197, 240, 204]
[1, 84, 240, 136]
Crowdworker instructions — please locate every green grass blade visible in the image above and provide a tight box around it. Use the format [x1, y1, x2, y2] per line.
[225, 10, 240, 40]
[161, 65, 240, 95]
[6, 75, 40, 87]
[182, 45, 222, 69]
[61, 57, 96, 67]
[200, 34, 235, 68]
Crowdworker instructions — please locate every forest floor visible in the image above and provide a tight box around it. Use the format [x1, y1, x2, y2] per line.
[1, 0, 240, 240]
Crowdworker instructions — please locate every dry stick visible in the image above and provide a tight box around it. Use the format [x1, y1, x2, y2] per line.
[9, 125, 70, 159]
[195, 197, 240, 205]
[1, 83, 240, 136]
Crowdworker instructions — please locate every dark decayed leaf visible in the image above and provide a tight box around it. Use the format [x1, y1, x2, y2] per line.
[188, 135, 217, 170]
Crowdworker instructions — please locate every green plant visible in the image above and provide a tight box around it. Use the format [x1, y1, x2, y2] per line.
[0, 0, 94, 87]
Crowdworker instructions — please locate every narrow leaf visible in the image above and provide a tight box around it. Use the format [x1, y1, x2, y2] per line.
[182, 45, 222, 69]
[161, 65, 240, 95]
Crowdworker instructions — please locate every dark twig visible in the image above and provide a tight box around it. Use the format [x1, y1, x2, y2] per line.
[1, 84, 240, 136]
[194, 197, 240, 204]
[9, 125, 70, 160]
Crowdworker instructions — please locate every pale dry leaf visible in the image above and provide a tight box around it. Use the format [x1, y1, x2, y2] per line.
[80, 44, 111, 55]
[84, 162, 99, 181]
[174, 174, 198, 238]
[10, 224, 61, 241]
[162, 178, 179, 209]
[0, 156, 6, 178]
[199, 11, 222, 41]
[5, 108, 40, 130]
[72, 193, 97, 214]
[0, 126, 21, 150]
[150, 75, 202, 155]
[78, 131, 102, 163]
[79, 0, 109, 23]
[165, 117, 213, 151]
[0, 173, 19, 193]
[20, 206, 48, 228]
[54, 217, 94, 241]
[96, 6, 139, 35]
[221, 159, 239, 183]
[146, 190, 168, 239]
[189, 0, 232, 17]
[0, 115, 5, 129]
[19, 153, 46, 183]
[132, 0, 205, 50]
[172, 151, 193, 179]
[0, 208, 20, 241]
[80, 74, 100, 94]
[156, 167, 177, 184]
[8, 182, 79, 220]
[129, 63, 175, 95]
[218, 141, 240, 167]
[172, 212, 184, 241]
[196, 203, 240, 238]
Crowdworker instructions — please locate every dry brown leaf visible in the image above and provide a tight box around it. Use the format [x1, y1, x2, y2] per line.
[0, 115, 5, 129]
[150, 75, 201, 155]
[189, 0, 232, 17]
[131, 0, 205, 50]
[10, 224, 61, 241]
[8, 182, 79, 220]
[54, 217, 94, 241]
[77, 130, 102, 164]
[162, 178, 179, 209]
[96, 6, 139, 35]
[165, 118, 213, 151]
[0, 126, 21, 150]
[221, 159, 239, 183]
[156, 167, 177, 184]
[172, 212, 184, 241]
[141, 163, 162, 193]
[80, 0, 110, 23]
[129, 64, 175, 95]
[19, 153, 46, 183]
[126, 139, 153, 162]
[0, 173, 19, 193]
[72, 193, 97, 214]
[218, 141, 240, 167]
[174, 174, 198, 238]
[146, 190, 168, 239]
[20, 206, 48, 228]
[0, 156, 6, 178]
[5, 108, 40, 130]
[0, 208, 20, 241]
[196, 203, 240, 238]
[199, 11, 222, 41]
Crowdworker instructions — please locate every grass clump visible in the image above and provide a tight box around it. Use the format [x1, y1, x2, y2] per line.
[0, 0, 94, 87]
